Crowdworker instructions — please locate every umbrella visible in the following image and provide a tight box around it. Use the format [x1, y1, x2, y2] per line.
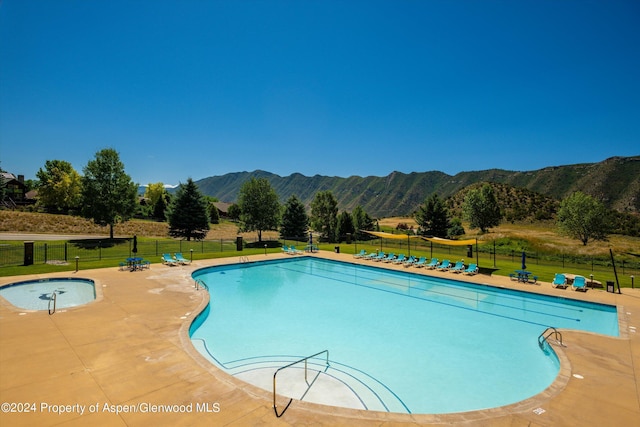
[132, 235, 138, 254]
[309, 232, 313, 245]
[521, 251, 527, 271]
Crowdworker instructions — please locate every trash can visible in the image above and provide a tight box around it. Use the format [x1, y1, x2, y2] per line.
[334, 246, 340, 254]
[606, 281, 615, 293]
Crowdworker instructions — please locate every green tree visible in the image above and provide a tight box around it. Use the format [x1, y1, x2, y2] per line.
[336, 210, 355, 242]
[310, 190, 338, 243]
[557, 191, 610, 245]
[36, 160, 82, 213]
[80, 149, 138, 239]
[227, 203, 241, 221]
[352, 205, 375, 240]
[167, 178, 210, 240]
[153, 192, 169, 221]
[415, 193, 450, 237]
[237, 177, 281, 242]
[463, 184, 502, 233]
[208, 201, 220, 225]
[447, 217, 465, 238]
[280, 194, 309, 239]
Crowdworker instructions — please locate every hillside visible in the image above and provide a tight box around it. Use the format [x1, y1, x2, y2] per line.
[194, 156, 640, 218]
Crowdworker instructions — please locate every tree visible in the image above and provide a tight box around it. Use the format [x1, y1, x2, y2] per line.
[280, 195, 308, 239]
[463, 184, 502, 233]
[352, 205, 375, 240]
[336, 210, 355, 242]
[167, 178, 210, 240]
[153, 192, 169, 221]
[36, 160, 82, 213]
[557, 191, 610, 245]
[227, 203, 241, 221]
[80, 149, 138, 239]
[415, 193, 450, 237]
[237, 177, 281, 242]
[208, 201, 220, 225]
[310, 190, 338, 243]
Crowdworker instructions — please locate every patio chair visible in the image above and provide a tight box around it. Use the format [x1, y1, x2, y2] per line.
[174, 253, 190, 264]
[162, 254, 178, 266]
[449, 261, 465, 273]
[403, 255, 416, 267]
[382, 253, 396, 263]
[463, 263, 478, 275]
[436, 259, 451, 271]
[424, 258, 439, 269]
[552, 273, 568, 289]
[572, 275, 587, 292]
[412, 256, 427, 268]
[353, 249, 367, 258]
[392, 254, 406, 264]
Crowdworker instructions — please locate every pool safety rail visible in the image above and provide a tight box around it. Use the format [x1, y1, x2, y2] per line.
[538, 326, 564, 350]
[239, 256, 249, 263]
[194, 279, 208, 291]
[273, 349, 330, 417]
[48, 290, 57, 315]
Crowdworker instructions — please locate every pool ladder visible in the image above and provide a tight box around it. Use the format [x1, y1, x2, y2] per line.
[194, 279, 208, 291]
[538, 327, 564, 350]
[273, 349, 330, 417]
[239, 256, 249, 263]
[48, 290, 57, 315]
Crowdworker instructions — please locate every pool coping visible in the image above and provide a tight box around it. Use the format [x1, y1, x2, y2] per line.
[1, 250, 639, 426]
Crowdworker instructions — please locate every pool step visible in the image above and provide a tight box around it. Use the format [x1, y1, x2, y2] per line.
[190, 342, 409, 413]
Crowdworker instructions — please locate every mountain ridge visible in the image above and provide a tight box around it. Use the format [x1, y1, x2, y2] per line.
[193, 156, 640, 218]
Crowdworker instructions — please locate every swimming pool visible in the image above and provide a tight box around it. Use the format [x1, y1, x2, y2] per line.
[0, 278, 96, 311]
[190, 257, 618, 414]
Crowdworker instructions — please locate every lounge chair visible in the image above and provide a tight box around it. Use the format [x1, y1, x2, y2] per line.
[281, 245, 290, 253]
[392, 254, 406, 264]
[375, 252, 393, 262]
[572, 275, 587, 291]
[436, 259, 451, 271]
[463, 263, 478, 275]
[371, 252, 386, 261]
[552, 273, 568, 289]
[412, 256, 427, 267]
[353, 249, 367, 258]
[449, 261, 465, 273]
[363, 252, 378, 260]
[288, 245, 303, 255]
[174, 253, 190, 265]
[424, 258, 439, 269]
[162, 253, 178, 266]
[382, 253, 396, 263]
[403, 255, 416, 267]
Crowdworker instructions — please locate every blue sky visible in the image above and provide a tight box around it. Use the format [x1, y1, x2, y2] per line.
[1, 0, 639, 186]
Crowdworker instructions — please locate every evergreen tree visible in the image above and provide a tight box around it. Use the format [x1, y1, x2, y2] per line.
[153, 193, 168, 221]
[80, 148, 138, 239]
[280, 195, 309, 239]
[352, 205, 375, 240]
[167, 178, 210, 240]
[336, 210, 355, 242]
[310, 190, 338, 243]
[463, 184, 502, 233]
[237, 177, 281, 242]
[415, 193, 450, 237]
[557, 191, 610, 245]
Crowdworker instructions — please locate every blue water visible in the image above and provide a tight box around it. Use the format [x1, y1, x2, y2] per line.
[0, 278, 96, 311]
[190, 257, 618, 414]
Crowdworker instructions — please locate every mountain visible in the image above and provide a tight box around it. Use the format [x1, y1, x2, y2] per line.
[194, 156, 640, 218]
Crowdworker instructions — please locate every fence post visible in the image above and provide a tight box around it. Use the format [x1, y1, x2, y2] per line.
[44, 243, 48, 264]
[99, 241, 102, 260]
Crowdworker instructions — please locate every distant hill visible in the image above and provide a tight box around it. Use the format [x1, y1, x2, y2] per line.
[193, 156, 640, 218]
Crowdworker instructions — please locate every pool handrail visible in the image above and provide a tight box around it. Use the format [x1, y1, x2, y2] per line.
[273, 349, 330, 417]
[538, 326, 564, 350]
[48, 290, 57, 315]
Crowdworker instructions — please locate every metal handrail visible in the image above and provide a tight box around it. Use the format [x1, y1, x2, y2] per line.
[239, 256, 249, 263]
[48, 290, 57, 315]
[194, 279, 208, 291]
[538, 326, 564, 349]
[273, 350, 330, 417]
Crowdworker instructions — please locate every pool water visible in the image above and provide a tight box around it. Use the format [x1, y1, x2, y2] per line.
[0, 278, 96, 311]
[190, 258, 618, 414]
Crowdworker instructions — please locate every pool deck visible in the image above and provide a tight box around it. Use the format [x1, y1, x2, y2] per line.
[1, 251, 639, 426]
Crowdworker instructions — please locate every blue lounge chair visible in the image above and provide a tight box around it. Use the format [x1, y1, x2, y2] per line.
[572, 275, 587, 291]
[436, 259, 451, 271]
[281, 245, 290, 253]
[353, 249, 367, 258]
[288, 245, 303, 255]
[424, 258, 439, 269]
[552, 273, 568, 289]
[162, 253, 178, 266]
[403, 255, 416, 267]
[463, 263, 478, 275]
[392, 254, 406, 264]
[371, 252, 386, 261]
[363, 252, 378, 260]
[450, 261, 465, 273]
[412, 256, 427, 267]
[174, 253, 190, 265]
[381, 253, 395, 262]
